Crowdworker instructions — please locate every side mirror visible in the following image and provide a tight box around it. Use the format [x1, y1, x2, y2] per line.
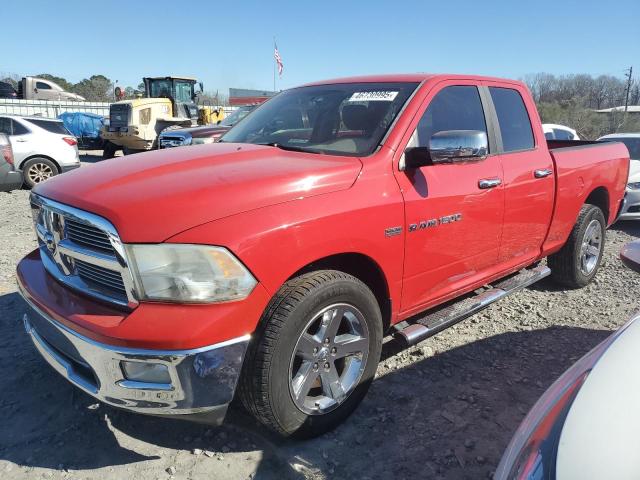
[429, 130, 488, 164]
[199, 82, 204, 92]
[621, 241, 640, 273]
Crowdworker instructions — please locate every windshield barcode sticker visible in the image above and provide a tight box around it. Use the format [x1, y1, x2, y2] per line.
[348, 91, 399, 102]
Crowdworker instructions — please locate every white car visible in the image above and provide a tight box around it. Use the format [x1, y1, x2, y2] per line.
[543, 124, 580, 141]
[496, 241, 640, 479]
[0, 114, 80, 188]
[599, 133, 640, 220]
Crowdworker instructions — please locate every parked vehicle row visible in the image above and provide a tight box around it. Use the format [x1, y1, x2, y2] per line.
[16, 74, 629, 439]
[0, 114, 80, 188]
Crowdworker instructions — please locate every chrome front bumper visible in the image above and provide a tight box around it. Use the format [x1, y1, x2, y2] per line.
[21, 294, 249, 423]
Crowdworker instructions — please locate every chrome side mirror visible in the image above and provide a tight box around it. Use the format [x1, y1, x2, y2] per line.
[621, 241, 640, 273]
[429, 130, 488, 164]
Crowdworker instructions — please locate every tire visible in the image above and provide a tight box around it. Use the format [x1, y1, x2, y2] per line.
[122, 147, 146, 156]
[548, 204, 606, 288]
[102, 141, 118, 159]
[238, 270, 383, 438]
[22, 157, 59, 189]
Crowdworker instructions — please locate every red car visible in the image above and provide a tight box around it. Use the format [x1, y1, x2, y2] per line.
[17, 74, 629, 438]
[158, 105, 257, 148]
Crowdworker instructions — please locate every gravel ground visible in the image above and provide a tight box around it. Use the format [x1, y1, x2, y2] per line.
[1, 153, 639, 479]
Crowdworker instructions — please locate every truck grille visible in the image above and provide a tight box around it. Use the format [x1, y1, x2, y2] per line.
[65, 218, 114, 253]
[30, 193, 137, 308]
[75, 259, 127, 296]
[109, 103, 130, 130]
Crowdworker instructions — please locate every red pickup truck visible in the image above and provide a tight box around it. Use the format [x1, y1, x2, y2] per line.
[17, 74, 629, 438]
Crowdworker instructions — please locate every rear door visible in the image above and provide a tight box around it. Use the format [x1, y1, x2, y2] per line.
[483, 82, 555, 268]
[394, 82, 505, 314]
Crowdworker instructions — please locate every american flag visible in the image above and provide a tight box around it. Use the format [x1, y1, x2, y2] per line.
[274, 43, 284, 77]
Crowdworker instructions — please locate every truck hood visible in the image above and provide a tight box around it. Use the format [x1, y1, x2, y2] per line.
[35, 143, 362, 242]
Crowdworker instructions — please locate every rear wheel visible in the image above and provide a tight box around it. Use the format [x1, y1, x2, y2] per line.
[548, 204, 606, 288]
[239, 270, 382, 438]
[22, 157, 58, 188]
[102, 141, 118, 159]
[122, 147, 146, 156]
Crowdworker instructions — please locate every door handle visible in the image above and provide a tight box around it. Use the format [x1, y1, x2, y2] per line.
[478, 178, 502, 189]
[534, 168, 553, 178]
[14, 138, 26, 142]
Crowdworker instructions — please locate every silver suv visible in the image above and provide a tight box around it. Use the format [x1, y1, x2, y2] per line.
[0, 115, 80, 188]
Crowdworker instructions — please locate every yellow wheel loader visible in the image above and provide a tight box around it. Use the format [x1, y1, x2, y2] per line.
[101, 76, 202, 157]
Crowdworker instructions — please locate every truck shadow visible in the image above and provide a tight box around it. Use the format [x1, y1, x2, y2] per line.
[612, 220, 640, 237]
[0, 291, 614, 479]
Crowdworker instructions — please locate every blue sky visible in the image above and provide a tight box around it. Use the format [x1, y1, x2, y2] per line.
[4, 0, 639, 94]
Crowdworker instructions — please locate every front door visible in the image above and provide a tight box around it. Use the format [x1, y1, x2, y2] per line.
[394, 83, 505, 315]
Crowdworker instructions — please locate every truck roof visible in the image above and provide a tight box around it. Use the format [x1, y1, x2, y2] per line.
[301, 73, 526, 88]
[144, 76, 197, 82]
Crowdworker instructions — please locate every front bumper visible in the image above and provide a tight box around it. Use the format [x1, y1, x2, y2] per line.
[19, 288, 249, 423]
[618, 189, 640, 220]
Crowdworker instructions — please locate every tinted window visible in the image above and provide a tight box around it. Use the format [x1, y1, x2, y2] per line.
[28, 119, 70, 135]
[490, 87, 534, 152]
[11, 120, 29, 135]
[0, 117, 10, 135]
[552, 128, 574, 140]
[35, 81, 52, 90]
[544, 131, 554, 140]
[415, 86, 487, 147]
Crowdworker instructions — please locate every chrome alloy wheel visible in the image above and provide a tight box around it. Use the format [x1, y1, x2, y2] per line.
[28, 163, 54, 184]
[580, 219, 603, 275]
[289, 303, 370, 415]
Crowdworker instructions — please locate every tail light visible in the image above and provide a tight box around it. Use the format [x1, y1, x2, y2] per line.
[62, 137, 78, 146]
[0, 135, 14, 166]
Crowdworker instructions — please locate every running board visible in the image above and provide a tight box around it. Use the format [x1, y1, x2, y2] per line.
[394, 265, 551, 347]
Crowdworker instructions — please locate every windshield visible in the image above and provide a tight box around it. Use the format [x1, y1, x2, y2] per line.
[220, 106, 254, 127]
[606, 138, 640, 160]
[149, 79, 172, 98]
[174, 81, 194, 103]
[221, 82, 418, 156]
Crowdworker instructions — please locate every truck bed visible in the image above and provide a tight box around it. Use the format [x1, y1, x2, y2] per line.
[543, 139, 630, 254]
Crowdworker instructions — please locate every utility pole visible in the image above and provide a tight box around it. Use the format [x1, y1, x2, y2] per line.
[624, 66, 633, 112]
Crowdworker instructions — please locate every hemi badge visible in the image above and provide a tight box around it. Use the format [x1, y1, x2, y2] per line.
[385, 226, 402, 237]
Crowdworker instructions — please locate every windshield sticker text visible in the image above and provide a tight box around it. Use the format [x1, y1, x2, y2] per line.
[348, 91, 399, 102]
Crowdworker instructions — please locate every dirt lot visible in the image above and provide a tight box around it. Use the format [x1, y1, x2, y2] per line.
[1, 153, 639, 479]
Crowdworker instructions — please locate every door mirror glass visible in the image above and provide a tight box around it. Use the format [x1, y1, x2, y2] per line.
[429, 130, 488, 164]
[621, 241, 640, 274]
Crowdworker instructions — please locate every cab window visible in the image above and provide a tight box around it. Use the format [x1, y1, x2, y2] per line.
[489, 87, 534, 152]
[415, 86, 487, 148]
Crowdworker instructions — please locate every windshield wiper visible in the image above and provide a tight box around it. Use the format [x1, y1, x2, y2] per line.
[258, 142, 322, 154]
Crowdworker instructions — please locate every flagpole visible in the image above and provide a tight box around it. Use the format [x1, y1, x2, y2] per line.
[273, 37, 276, 92]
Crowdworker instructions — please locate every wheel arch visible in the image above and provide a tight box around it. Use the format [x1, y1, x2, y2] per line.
[288, 252, 392, 333]
[584, 186, 610, 224]
[20, 154, 61, 172]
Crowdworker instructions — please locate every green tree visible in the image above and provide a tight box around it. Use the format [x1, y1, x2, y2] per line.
[73, 75, 113, 102]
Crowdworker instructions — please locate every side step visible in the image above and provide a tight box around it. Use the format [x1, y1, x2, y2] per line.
[394, 265, 550, 347]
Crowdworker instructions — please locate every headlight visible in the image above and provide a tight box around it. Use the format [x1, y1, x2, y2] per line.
[126, 244, 257, 303]
[495, 321, 633, 480]
[627, 182, 640, 190]
[191, 137, 215, 145]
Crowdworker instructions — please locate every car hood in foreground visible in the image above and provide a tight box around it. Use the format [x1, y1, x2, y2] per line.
[34, 143, 362, 242]
[556, 315, 640, 478]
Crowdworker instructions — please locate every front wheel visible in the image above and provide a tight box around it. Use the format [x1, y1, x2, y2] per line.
[548, 204, 606, 288]
[238, 270, 382, 438]
[22, 157, 59, 188]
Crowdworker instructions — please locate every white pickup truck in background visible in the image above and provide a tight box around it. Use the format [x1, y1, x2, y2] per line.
[17, 76, 85, 102]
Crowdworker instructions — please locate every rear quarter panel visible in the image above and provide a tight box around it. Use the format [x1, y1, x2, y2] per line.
[543, 142, 629, 255]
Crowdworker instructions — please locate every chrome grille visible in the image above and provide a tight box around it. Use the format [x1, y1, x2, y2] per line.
[65, 218, 114, 253]
[30, 193, 137, 308]
[75, 259, 127, 295]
